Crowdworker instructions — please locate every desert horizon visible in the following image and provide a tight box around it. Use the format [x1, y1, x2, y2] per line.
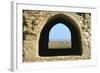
[48, 40, 71, 49]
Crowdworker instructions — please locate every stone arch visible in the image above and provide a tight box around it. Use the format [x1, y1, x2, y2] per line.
[39, 13, 82, 56]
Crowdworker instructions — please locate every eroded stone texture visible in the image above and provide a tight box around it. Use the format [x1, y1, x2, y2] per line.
[23, 10, 91, 62]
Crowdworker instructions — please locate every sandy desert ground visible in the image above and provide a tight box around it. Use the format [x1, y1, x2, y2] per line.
[48, 41, 71, 49]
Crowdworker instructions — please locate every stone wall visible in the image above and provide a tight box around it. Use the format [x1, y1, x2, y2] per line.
[23, 10, 91, 62]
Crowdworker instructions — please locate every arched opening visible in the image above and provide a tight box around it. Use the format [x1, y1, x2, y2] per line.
[48, 23, 71, 49]
[39, 14, 82, 56]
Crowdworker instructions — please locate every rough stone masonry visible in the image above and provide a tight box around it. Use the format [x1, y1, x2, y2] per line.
[23, 10, 91, 62]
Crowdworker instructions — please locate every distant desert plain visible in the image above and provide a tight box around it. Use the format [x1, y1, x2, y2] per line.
[48, 40, 71, 49]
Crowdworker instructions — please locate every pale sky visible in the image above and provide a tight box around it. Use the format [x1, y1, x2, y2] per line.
[49, 23, 71, 41]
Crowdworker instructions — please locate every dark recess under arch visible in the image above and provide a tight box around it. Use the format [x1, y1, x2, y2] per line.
[39, 14, 82, 56]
